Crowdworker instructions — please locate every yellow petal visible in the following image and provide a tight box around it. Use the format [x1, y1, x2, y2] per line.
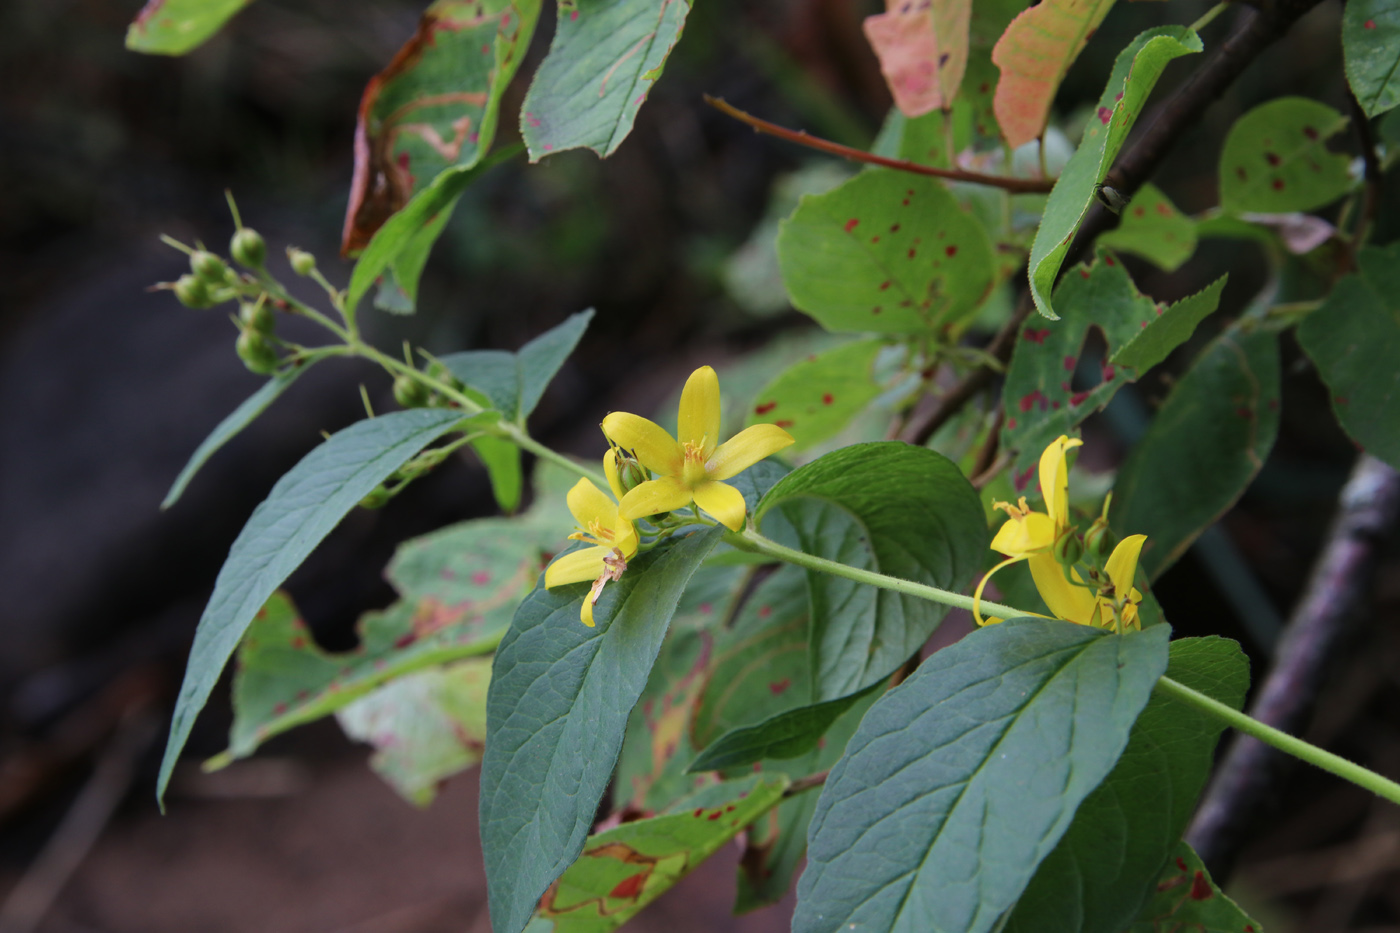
[613, 519, 639, 559]
[1028, 552, 1096, 625]
[706, 424, 795, 481]
[603, 449, 628, 502]
[973, 555, 1021, 626]
[678, 366, 722, 457]
[1039, 435, 1082, 530]
[692, 480, 747, 530]
[602, 412, 681, 475]
[989, 510, 1056, 559]
[545, 546, 608, 588]
[580, 593, 596, 627]
[1105, 534, 1148, 596]
[618, 475, 693, 521]
[566, 478, 618, 529]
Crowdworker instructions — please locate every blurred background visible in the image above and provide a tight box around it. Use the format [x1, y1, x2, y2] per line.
[1, 0, 1398, 930]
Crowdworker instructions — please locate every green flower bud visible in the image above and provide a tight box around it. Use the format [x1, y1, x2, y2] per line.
[359, 485, 392, 510]
[231, 227, 267, 268]
[236, 330, 279, 375]
[393, 374, 429, 408]
[287, 247, 317, 277]
[1053, 527, 1084, 568]
[173, 274, 214, 309]
[190, 250, 229, 283]
[239, 300, 275, 334]
[612, 448, 650, 495]
[1084, 517, 1118, 565]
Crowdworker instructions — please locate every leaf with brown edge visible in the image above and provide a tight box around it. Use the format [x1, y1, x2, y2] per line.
[341, 0, 539, 255]
[864, 0, 972, 117]
[991, 0, 1118, 148]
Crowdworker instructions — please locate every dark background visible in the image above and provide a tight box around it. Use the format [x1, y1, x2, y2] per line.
[1, 0, 1397, 930]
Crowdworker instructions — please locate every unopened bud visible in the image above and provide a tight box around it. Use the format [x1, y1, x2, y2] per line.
[393, 374, 429, 408]
[359, 485, 392, 510]
[174, 274, 214, 309]
[190, 250, 229, 283]
[1084, 518, 1118, 565]
[231, 227, 267, 268]
[239, 300, 275, 334]
[612, 448, 650, 495]
[287, 247, 316, 277]
[1053, 528, 1083, 567]
[236, 330, 279, 375]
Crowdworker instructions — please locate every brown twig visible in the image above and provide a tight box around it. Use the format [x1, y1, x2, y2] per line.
[1346, 89, 1383, 248]
[784, 769, 831, 798]
[1185, 454, 1400, 882]
[703, 96, 1056, 194]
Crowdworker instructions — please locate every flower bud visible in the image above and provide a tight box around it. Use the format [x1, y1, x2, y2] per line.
[1053, 527, 1083, 567]
[393, 374, 429, 408]
[1084, 517, 1118, 565]
[231, 227, 267, 268]
[359, 485, 392, 510]
[239, 300, 275, 334]
[190, 250, 229, 283]
[612, 448, 650, 495]
[287, 247, 316, 277]
[173, 274, 214, 309]
[236, 330, 279, 375]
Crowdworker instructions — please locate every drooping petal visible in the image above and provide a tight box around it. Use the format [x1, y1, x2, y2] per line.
[618, 475, 694, 521]
[677, 365, 722, 457]
[602, 412, 681, 475]
[692, 480, 747, 531]
[566, 478, 619, 529]
[545, 546, 608, 588]
[580, 591, 596, 627]
[612, 520, 639, 559]
[705, 424, 795, 481]
[972, 555, 1022, 626]
[1105, 534, 1148, 596]
[989, 510, 1056, 559]
[603, 449, 628, 502]
[1028, 552, 1096, 625]
[1038, 435, 1082, 529]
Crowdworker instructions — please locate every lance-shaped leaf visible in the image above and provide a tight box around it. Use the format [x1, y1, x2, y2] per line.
[162, 365, 308, 510]
[1127, 843, 1261, 932]
[1005, 636, 1250, 933]
[438, 308, 594, 423]
[342, 0, 540, 255]
[745, 339, 891, 451]
[523, 774, 789, 933]
[754, 443, 988, 700]
[864, 0, 972, 116]
[991, 0, 1119, 148]
[1219, 97, 1352, 214]
[156, 408, 467, 803]
[521, 0, 693, 161]
[1298, 241, 1400, 470]
[126, 0, 256, 55]
[1345, 0, 1400, 117]
[1027, 27, 1202, 319]
[480, 526, 724, 933]
[1112, 326, 1280, 580]
[1097, 183, 1197, 272]
[793, 620, 1170, 933]
[1002, 254, 1225, 474]
[778, 170, 996, 335]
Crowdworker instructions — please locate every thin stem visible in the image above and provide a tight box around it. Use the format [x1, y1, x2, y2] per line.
[1155, 675, 1400, 808]
[1188, 1, 1229, 33]
[705, 96, 1056, 194]
[784, 769, 830, 798]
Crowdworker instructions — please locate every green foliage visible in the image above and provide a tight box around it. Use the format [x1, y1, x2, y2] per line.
[1344, 0, 1400, 118]
[439, 309, 594, 423]
[794, 620, 1170, 933]
[1097, 183, 1197, 272]
[1218, 98, 1353, 213]
[1127, 842, 1261, 932]
[743, 339, 892, 451]
[125, 0, 256, 55]
[687, 681, 878, 772]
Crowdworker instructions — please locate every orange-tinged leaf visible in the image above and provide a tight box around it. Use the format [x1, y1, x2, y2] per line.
[864, 0, 972, 116]
[991, 0, 1118, 147]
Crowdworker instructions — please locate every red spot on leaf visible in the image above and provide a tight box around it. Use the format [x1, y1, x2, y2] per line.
[890, 223, 901, 232]
[1070, 390, 1091, 406]
[1080, 268, 1091, 279]
[1023, 327, 1050, 344]
[775, 419, 795, 428]
[1014, 464, 1035, 492]
[611, 872, 647, 899]
[1176, 857, 1189, 872]
[1236, 167, 1248, 181]
[1064, 356, 1077, 371]
[1236, 406, 1253, 419]
[571, 8, 579, 19]
[1101, 363, 1115, 381]
[1272, 178, 1285, 190]
[907, 248, 917, 259]
[1336, 395, 1349, 405]
[699, 602, 713, 614]
[472, 570, 491, 585]
[879, 280, 891, 291]
[1133, 206, 1145, 217]
[758, 605, 772, 618]
[1097, 106, 1112, 124]
[844, 218, 859, 232]
[707, 811, 722, 821]
[394, 632, 416, 649]
[1007, 417, 1017, 429]
[754, 401, 777, 415]
[1190, 871, 1213, 900]
[1365, 17, 1377, 28]
[1156, 202, 1172, 216]
[871, 306, 882, 315]
[945, 245, 958, 257]
[871, 236, 880, 243]
[291, 636, 306, 649]
[274, 702, 288, 715]
[902, 198, 910, 206]
[769, 678, 792, 695]
[1104, 255, 1116, 266]
[822, 393, 834, 405]
[1264, 152, 1281, 166]
[1303, 125, 1319, 139]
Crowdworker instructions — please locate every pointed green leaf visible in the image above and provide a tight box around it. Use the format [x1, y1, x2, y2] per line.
[1219, 97, 1352, 214]
[1097, 183, 1197, 272]
[1028, 27, 1202, 320]
[778, 169, 997, 334]
[162, 365, 308, 510]
[521, 0, 692, 160]
[1298, 242, 1400, 470]
[480, 525, 724, 933]
[472, 435, 525, 512]
[687, 684, 876, 773]
[125, 0, 256, 55]
[1006, 636, 1250, 933]
[439, 309, 594, 422]
[745, 339, 890, 451]
[1112, 326, 1280, 579]
[794, 620, 1170, 933]
[157, 408, 467, 803]
[754, 442, 989, 700]
[1128, 842, 1261, 932]
[1111, 274, 1228, 374]
[1345, 0, 1400, 118]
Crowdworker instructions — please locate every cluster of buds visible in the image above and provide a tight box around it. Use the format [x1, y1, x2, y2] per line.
[359, 446, 453, 509]
[392, 361, 470, 411]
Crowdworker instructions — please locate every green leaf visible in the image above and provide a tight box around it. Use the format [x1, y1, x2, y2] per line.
[162, 365, 308, 510]
[439, 309, 593, 423]
[777, 169, 997, 334]
[755, 443, 989, 700]
[521, 0, 693, 161]
[1002, 254, 1226, 473]
[383, 199, 458, 312]
[1097, 183, 1197, 272]
[337, 657, 492, 806]
[793, 620, 1171, 933]
[125, 0, 255, 55]
[688, 682, 876, 773]
[525, 774, 789, 933]
[1028, 27, 1202, 320]
[342, 1, 539, 255]
[1345, 0, 1400, 118]
[472, 434, 525, 513]
[1112, 326, 1281, 579]
[1298, 242, 1400, 469]
[480, 525, 724, 933]
[156, 408, 467, 803]
[1219, 97, 1352, 214]
[745, 339, 890, 451]
[1128, 842, 1262, 933]
[1006, 636, 1250, 933]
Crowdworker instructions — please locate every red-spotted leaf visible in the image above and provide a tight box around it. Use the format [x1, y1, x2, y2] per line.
[125, 0, 255, 55]
[777, 169, 996, 334]
[341, 0, 539, 255]
[744, 339, 893, 451]
[1344, 0, 1400, 118]
[864, 0, 971, 116]
[1097, 183, 1197, 272]
[1127, 843, 1261, 933]
[1219, 97, 1353, 214]
[991, 0, 1118, 148]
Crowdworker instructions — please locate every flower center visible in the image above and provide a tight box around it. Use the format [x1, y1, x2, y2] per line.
[994, 497, 1033, 521]
[569, 519, 615, 548]
[681, 438, 710, 486]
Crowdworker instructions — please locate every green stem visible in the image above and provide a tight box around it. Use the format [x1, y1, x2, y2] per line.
[1188, 1, 1228, 33]
[1155, 675, 1400, 808]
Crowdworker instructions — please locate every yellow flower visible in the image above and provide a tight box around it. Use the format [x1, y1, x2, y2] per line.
[974, 435, 1148, 633]
[544, 451, 640, 627]
[601, 366, 794, 531]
